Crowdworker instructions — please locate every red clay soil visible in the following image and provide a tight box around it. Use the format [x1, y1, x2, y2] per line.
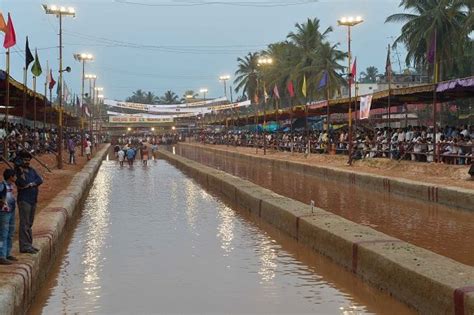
[0, 144, 106, 214]
[187, 143, 474, 191]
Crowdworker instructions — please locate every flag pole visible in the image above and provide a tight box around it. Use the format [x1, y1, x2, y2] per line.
[326, 77, 330, 153]
[49, 88, 52, 129]
[22, 67, 27, 125]
[432, 29, 438, 162]
[4, 48, 10, 160]
[33, 76, 37, 129]
[44, 77, 47, 129]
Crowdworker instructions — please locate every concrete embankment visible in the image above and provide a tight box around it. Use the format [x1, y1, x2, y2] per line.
[0, 144, 110, 315]
[159, 149, 474, 315]
[180, 143, 474, 211]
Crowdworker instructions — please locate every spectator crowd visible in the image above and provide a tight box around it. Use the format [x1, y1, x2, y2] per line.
[196, 125, 474, 164]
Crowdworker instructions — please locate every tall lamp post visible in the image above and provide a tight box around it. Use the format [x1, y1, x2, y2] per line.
[219, 75, 230, 98]
[97, 92, 104, 143]
[73, 53, 94, 156]
[337, 16, 363, 165]
[257, 56, 273, 155]
[199, 89, 208, 132]
[43, 4, 75, 169]
[85, 74, 97, 148]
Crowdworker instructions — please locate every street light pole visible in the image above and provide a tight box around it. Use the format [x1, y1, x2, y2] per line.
[43, 4, 76, 169]
[74, 54, 94, 156]
[219, 75, 230, 98]
[338, 16, 363, 166]
[257, 57, 273, 156]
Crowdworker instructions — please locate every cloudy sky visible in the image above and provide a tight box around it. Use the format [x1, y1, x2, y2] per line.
[2, 0, 408, 101]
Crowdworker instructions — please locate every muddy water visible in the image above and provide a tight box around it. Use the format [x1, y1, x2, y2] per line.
[176, 146, 474, 266]
[29, 160, 413, 314]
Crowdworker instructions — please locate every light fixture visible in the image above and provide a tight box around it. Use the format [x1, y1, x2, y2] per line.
[338, 16, 364, 27]
[42, 4, 75, 16]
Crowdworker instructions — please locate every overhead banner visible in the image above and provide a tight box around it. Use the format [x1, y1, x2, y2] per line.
[109, 116, 174, 124]
[105, 99, 252, 116]
[359, 95, 373, 120]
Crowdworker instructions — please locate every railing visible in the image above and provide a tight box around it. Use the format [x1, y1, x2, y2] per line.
[194, 135, 474, 165]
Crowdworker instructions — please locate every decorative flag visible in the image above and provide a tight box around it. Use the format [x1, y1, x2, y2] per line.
[263, 82, 269, 101]
[302, 75, 307, 97]
[0, 12, 6, 33]
[25, 37, 34, 69]
[63, 81, 70, 103]
[287, 80, 295, 98]
[3, 13, 16, 49]
[56, 79, 61, 97]
[349, 58, 357, 84]
[273, 84, 280, 99]
[359, 94, 373, 120]
[385, 44, 392, 78]
[31, 49, 42, 77]
[427, 30, 437, 64]
[318, 70, 328, 89]
[84, 104, 91, 117]
[48, 69, 56, 90]
[253, 93, 259, 104]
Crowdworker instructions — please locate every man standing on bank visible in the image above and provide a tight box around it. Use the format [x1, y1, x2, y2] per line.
[15, 152, 43, 254]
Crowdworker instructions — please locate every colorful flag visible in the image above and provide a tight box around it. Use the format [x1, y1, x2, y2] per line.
[302, 75, 307, 97]
[84, 104, 91, 117]
[264, 88, 269, 101]
[350, 58, 357, 84]
[31, 49, 42, 77]
[25, 37, 34, 69]
[3, 13, 16, 49]
[385, 44, 392, 78]
[318, 70, 328, 89]
[273, 84, 280, 99]
[48, 69, 56, 90]
[427, 30, 437, 64]
[287, 80, 295, 98]
[0, 12, 7, 33]
[63, 81, 70, 103]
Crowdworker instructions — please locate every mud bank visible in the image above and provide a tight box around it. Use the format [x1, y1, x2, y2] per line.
[159, 148, 474, 315]
[181, 143, 474, 211]
[0, 144, 110, 315]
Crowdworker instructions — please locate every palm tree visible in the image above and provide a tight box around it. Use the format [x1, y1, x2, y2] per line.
[287, 18, 333, 99]
[386, 0, 470, 79]
[159, 90, 180, 104]
[233, 52, 259, 102]
[315, 41, 347, 98]
[182, 90, 199, 101]
[360, 66, 379, 83]
[144, 91, 159, 104]
[126, 89, 146, 103]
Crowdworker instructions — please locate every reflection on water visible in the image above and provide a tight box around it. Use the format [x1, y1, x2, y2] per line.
[177, 146, 474, 266]
[29, 160, 413, 314]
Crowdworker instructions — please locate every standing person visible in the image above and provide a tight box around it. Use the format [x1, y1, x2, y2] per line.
[117, 147, 125, 167]
[85, 137, 92, 160]
[140, 143, 149, 166]
[15, 153, 43, 254]
[67, 136, 76, 164]
[127, 147, 135, 166]
[151, 142, 158, 160]
[0, 169, 18, 264]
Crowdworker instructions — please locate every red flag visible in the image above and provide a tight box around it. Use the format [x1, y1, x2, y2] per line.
[3, 13, 16, 49]
[287, 80, 295, 98]
[350, 57, 357, 84]
[49, 69, 56, 90]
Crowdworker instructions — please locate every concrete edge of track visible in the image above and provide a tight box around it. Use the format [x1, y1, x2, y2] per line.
[0, 144, 111, 315]
[159, 148, 474, 315]
[180, 143, 474, 212]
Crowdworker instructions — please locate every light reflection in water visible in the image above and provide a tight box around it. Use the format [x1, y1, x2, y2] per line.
[257, 239, 278, 283]
[184, 178, 198, 230]
[216, 205, 235, 254]
[80, 170, 111, 307]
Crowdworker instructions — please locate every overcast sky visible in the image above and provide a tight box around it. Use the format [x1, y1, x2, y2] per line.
[2, 0, 408, 101]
